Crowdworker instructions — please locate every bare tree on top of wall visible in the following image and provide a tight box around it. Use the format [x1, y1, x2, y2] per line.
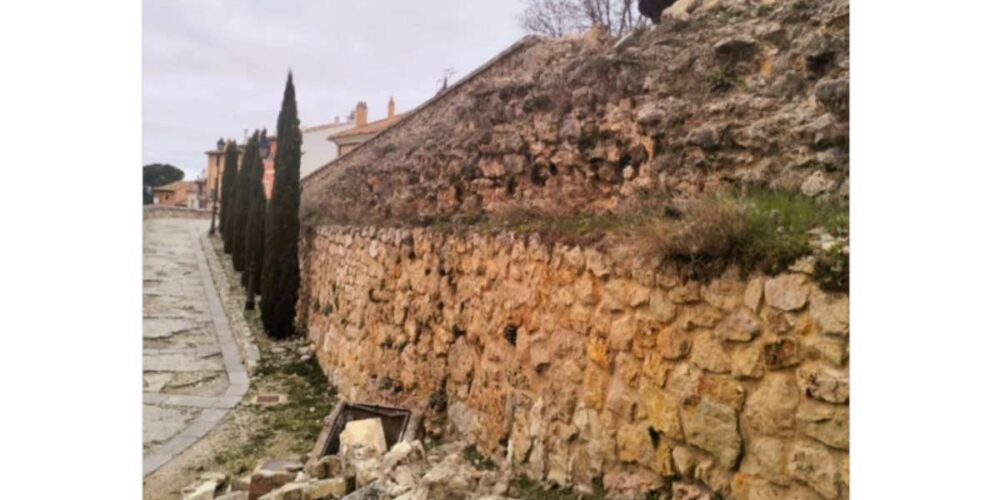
[518, 0, 650, 38]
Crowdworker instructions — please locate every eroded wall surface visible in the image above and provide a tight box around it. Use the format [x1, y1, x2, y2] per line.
[301, 0, 850, 227]
[299, 225, 848, 499]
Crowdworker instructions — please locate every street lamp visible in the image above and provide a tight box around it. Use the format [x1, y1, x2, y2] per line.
[259, 133, 270, 160]
[208, 173, 220, 235]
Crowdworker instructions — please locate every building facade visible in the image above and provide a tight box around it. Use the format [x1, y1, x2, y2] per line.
[152, 179, 207, 208]
[329, 98, 405, 156]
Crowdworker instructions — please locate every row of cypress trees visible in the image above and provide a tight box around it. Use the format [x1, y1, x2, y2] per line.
[218, 73, 302, 339]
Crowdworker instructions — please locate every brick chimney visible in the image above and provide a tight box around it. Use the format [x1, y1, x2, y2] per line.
[388, 96, 396, 119]
[355, 101, 368, 127]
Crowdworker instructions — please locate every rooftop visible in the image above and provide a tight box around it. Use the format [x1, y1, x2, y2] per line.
[329, 112, 409, 143]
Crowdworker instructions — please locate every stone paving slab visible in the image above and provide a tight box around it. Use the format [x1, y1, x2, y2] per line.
[143, 219, 250, 477]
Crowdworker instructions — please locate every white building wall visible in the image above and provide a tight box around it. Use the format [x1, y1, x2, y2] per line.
[301, 121, 355, 179]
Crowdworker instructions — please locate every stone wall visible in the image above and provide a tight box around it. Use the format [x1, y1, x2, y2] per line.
[301, 0, 849, 227]
[143, 205, 211, 220]
[298, 225, 849, 499]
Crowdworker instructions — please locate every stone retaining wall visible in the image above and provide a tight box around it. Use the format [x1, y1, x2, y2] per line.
[298, 225, 849, 499]
[301, 0, 850, 228]
[143, 205, 212, 220]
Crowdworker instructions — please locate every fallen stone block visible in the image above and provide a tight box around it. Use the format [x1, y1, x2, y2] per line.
[217, 492, 249, 500]
[259, 480, 308, 500]
[305, 477, 348, 499]
[305, 455, 343, 480]
[382, 440, 424, 469]
[340, 418, 388, 455]
[249, 458, 303, 500]
[181, 479, 220, 500]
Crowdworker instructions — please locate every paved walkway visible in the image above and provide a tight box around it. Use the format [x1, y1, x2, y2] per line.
[143, 218, 249, 476]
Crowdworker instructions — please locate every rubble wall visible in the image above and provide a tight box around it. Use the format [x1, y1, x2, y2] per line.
[299, 225, 849, 499]
[301, 0, 850, 227]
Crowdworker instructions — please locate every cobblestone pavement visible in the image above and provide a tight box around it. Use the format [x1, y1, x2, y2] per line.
[143, 218, 248, 476]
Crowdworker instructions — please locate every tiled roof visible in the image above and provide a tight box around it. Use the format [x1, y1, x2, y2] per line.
[330, 113, 409, 142]
[152, 180, 190, 192]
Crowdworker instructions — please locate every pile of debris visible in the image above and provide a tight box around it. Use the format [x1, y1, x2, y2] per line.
[181, 417, 514, 500]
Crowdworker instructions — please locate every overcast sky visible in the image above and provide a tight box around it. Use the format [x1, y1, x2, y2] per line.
[143, 1, 526, 179]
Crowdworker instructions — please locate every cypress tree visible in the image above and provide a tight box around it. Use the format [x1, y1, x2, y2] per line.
[220, 140, 239, 253]
[261, 72, 302, 338]
[243, 129, 267, 303]
[230, 132, 256, 273]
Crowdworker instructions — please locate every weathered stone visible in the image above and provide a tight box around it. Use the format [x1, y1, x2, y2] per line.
[609, 315, 636, 351]
[421, 459, 477, 498]
[666, 362, 702, 403]
[814, 77, 849, 119]
[714, 36, 757, 62]
[745, 374, 799, 437]
[741, 437, 789, 485]
[480, 159, 505, 178]
[249, 459, 302, 500]
[804, 113, 847, 148]
[702, 275, 745, 310]
[651, 440, 675, 476]
[731, 344, 764, 379]
[763, 337, 800, 369]
[582, 364, 609, 408]
[605, 375, 638, 419]
[799, 365, 849, 404]
[639, 378, 683, 439]
[810, 290, 849, 337]
[340, 418, 388, 456]
[573, 275, 597, 304]
[216, 492, 249, 500]
[656, 327, 692, 360]
[383, 440, 424, 469]
[672, 445, 699, 479]
[686, 124, 722, 150]
[649, 289, 678, 323]
[681, 398, 742, 469]
[730, 474, 789, 500]
[801, 335, 847, 366]
[305, 455, 342, 480]
[586, 337, 611, 370]
[690, 333, 730, 373]
[744, 278, 763, 312]
[801, 171, 835, 197]
[181, 479, 220, 500]
[717, 308, 762, 342]
[701, 374, 746, 410]
[616, 422, 656, 464]
[669, 282, 701, 304]
[694, 459, 735, 496]
[641, 353, 670, 387]
[448, 401, 480, 439]
[787, 440, 841, 499]
[584, 248, 610, 278]
[615, 351, 642, 387]
[761, 309, 792, 335]
[602, 465, 664, 498]
[797, 399, 849, 450]
[636, 103, 666, 126]
[673, 481, 713, 500]
[680, 305, 724, 330]
[259, 481, 307, 500]
[764, 275, 809, 311]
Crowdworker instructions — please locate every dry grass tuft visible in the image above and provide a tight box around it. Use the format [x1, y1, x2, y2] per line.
[638, 189, 848, 285]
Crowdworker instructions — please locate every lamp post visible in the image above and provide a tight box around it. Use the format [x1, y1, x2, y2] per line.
[208, 170, 219, 236]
